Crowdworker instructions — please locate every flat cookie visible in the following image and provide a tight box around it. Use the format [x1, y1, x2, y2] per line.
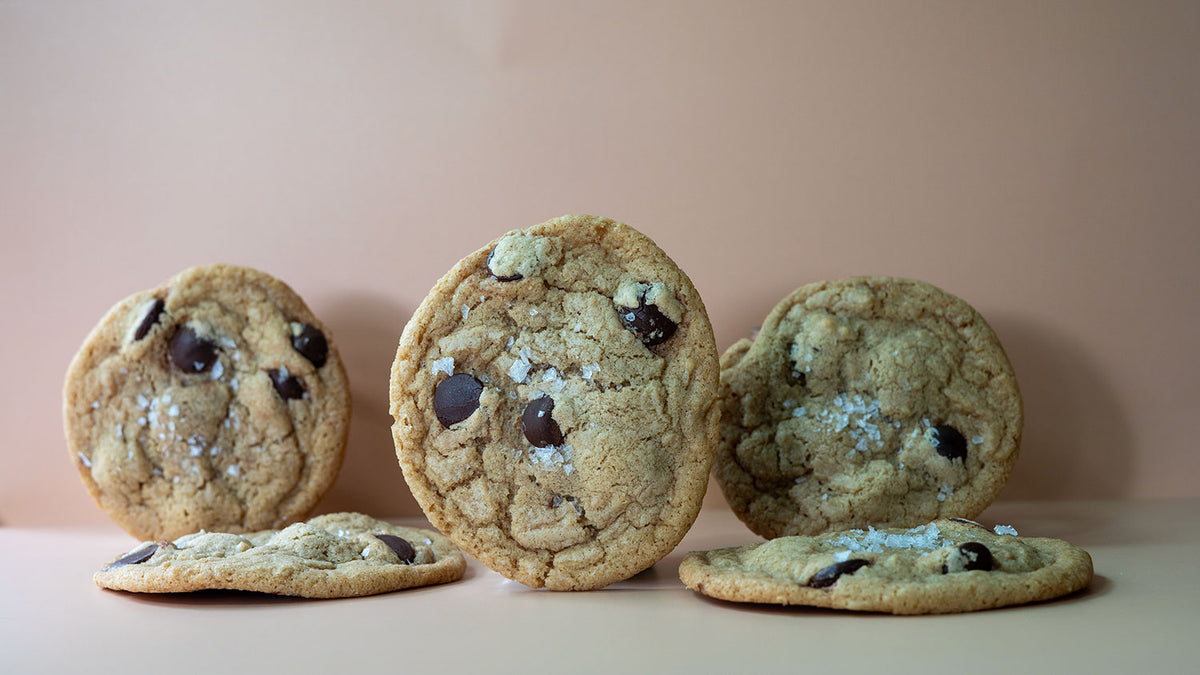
[390, 215, 719, 590]
[94, 512, 465, 598]
[64, 264, 351, 541]
[679, 518, 1093, 614]
[716, 277, 1022, 538]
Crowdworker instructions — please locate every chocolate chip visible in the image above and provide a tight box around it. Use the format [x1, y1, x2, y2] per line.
[806, 559, 870, 588]
[487, 248, 522, 282]
[268, 368, 305, 400]
[291, 323, 328, 368]
[103, 542, 159, 571]
[618, 290, 678, 346]
[375, 534, 416, 564]
[932, 424, 968, 461]
[133, 298, 165, 341]
[522, 396, 564, 448]
[943, 542, 994, 574]
[168, 326, 218, 374]
[433, 373, 483, 427]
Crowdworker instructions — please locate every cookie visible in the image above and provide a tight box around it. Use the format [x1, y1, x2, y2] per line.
[679, 518, 1093, 614]
[715, 277, 1022, 538]
[390, 214, 719, 590]
[64, 264, 351, 541]
[94, 512, 465, 597]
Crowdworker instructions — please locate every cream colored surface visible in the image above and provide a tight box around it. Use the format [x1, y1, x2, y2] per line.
[2, 500, 1197, 673]
[2, 1, 1199, 527]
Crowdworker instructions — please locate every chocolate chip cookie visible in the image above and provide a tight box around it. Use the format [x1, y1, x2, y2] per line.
[94, 512, 464, 598]
[390, 214, 719, 590]
[64, 264, 351, 541]
[716, 277, 1022, 538]
[679, 518, 1093, 614]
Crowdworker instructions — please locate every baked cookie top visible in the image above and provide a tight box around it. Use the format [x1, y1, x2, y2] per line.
[390, 215, 719, 590]
[94, 512, 465, 598]
[679, 518, 1093, 614]
[716, 277, 1022, 538]
[64, 264, 351, 541]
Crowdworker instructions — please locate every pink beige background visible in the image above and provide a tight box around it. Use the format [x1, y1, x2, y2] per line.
[2, 1, 1197, 529]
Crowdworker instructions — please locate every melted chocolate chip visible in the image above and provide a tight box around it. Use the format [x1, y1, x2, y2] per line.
[932, 424, 968, 462]
[522, 396, 564, 448]
[806, 559, 870, 588]
[433, 373, 484, 427]
[168, 326, 218, 374]
[103, 542, 159, 571]
[618, 291, 678, 346]
[487, 248, 523, 282]
[268, 368, 305, 400]
[291, 323, 328, 368]
[943, 542, 994, 574]
[133, 298, 165, 341]
[375, 534, 416, 564]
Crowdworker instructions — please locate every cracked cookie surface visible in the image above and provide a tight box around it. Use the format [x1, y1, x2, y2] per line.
[390, 215, 719, 590]
[64, 264, 351, 541]
[679, 518, 1092, 614]
[94, 512, 464, 597]
[716, 277, 1022, 538]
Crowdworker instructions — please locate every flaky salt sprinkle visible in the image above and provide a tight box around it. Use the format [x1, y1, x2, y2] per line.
[462, 304, 470, 320]
[77, 452, 91, 468]
[993, 524, 1018, 536]
[227, 465, 240, 477]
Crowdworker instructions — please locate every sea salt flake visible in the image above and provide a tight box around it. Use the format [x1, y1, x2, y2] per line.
[430, 356, 455, 376]
[78, 452, 92, 468]
[210, 360, 224, 380]
[972, 435, 984, 445]
[168, 405, 180, 417]
[462, 304, 470, 320]
[580, 363, 600, 382]
[227, 465, 240, 477]
[994, 525, 1018, 536]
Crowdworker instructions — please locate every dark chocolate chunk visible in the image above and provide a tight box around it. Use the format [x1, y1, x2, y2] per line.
[291, 323, 328, 368]
[487, 248, 522, 282]
[806, 558, 870, 588]
[133, 298, 165, 341]
[932, 424, 968, 462]
[103, 542, 159, 571]
[268, 368, 305, 400]
[942, 542, 994, 574]
[375, 534, 416, 564]
[168, 326, 218, 374]
[618, 289, 678, 346]
[433, 373, 484, 427]
[522, 396, 564, 448]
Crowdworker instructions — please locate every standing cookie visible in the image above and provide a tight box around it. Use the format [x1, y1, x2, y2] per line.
[679, 519, 1093, 614]
[716, 277, 1022, 538]
[390, 215, 719, 590]
[64, 264, 351, 541]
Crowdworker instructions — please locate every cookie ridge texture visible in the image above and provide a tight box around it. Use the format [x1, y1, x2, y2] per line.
[94, 512, 465, 597]
[716, 276, 1022, 538]
[679, 518, 1093, 614]
[64, 264, 351, 541]
[390, 214, 719, 590]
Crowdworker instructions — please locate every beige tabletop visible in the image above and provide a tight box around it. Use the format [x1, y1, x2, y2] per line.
[2, 498, 1196, 674]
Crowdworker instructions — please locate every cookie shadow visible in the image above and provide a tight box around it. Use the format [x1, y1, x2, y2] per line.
[316, 292, 423, 518]
[987, 315, 1134, 501]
